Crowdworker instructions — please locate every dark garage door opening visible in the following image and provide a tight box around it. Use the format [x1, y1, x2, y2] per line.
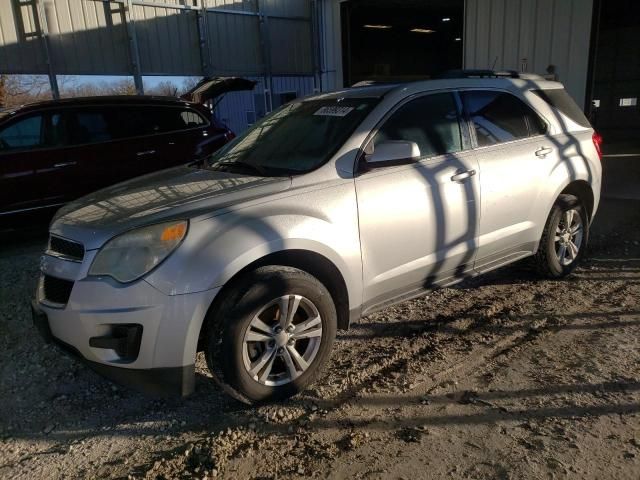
[589, 0, 640, 151]
[341, 0, 464, 87]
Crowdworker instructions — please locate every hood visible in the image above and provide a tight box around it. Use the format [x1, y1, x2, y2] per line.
[180, 77, 256, 104]
[51, 167, 291, 250]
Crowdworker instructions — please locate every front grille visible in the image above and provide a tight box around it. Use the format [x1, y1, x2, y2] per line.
[42, 275, 74, 305]
[48, 236, 85, 261]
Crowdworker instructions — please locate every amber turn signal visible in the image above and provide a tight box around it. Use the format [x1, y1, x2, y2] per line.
[161, 222, 188, 242]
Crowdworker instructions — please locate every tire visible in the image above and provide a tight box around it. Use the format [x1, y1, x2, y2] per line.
[534, 194, 589, 278]
[204, 266, 337, 404]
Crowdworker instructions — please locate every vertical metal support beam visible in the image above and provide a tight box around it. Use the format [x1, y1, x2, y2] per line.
[310, 0, 322, 92]
[197, 3, 211, 77]
[340, 1, 352, 88]
[35, 0, 59, 99]
[256, 0, 274, 113]
[125, 0, 144, 94]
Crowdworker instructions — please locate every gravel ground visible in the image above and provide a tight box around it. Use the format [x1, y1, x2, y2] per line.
[1, 196, 639, 480]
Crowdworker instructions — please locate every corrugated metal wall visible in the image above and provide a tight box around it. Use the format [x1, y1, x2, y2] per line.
[132, 3, 201, 75]
[464, 0, 593, 106]
[206, 10, 262, 75]
[45, 0, 131, 75]
[215, 75, 315, 134]
[0, 0, 50, 73]
[0, 0, 315, 77]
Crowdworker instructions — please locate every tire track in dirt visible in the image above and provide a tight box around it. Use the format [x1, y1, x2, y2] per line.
[275, 269, 633, 426]
[314, 276, 574, 405]
[152, 273, 635, 479]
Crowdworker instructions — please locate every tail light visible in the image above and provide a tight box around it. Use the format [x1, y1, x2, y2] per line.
[225, 131, 236, 142]
[592, 132, 603, 160]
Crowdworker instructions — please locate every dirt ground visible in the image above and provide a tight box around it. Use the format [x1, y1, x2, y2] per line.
[1, 161, 640, 479]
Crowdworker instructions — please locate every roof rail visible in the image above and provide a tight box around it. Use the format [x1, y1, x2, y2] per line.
[436, 69, 521, 79]
[351, 80, 395, 87]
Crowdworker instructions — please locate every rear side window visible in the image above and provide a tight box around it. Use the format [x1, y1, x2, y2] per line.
[533, 88, 591, 128]
[373, 92, 463, 158]
[144, 107, 208, 134]
[68, 110, 117, 145]
[0, 114, 43, 151]
[115, 106, 208, 138]
[462, 91, 546, 147]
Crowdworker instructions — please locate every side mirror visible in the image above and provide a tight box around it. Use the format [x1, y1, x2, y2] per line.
[365, 141, 421, 168]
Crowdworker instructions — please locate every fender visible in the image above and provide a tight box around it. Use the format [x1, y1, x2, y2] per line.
[145, 186, 363, 313]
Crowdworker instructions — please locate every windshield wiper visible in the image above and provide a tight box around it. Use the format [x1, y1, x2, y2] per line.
[211, 160, 267, 176]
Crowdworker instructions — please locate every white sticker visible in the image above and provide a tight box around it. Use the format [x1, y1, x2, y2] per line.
[313, 106, 354, 117]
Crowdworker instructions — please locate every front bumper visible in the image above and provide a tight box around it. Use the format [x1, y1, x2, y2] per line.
[33, 275, 219, 397]
[32, 300, 195, 395]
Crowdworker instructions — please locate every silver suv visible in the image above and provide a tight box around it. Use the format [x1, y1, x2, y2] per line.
[32, 72, 602, 403]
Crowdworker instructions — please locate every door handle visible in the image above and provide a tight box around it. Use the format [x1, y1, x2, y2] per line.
[535, 147, 553, 158]
[451, 169, 477, 183]
[136, 150, 156, 157]
[53, 161, 77, 168]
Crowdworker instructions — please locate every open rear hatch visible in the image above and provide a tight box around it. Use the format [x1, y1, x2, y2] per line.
[180, 77, 256, 104]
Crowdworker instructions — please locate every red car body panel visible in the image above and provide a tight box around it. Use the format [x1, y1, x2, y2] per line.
[0, 95, 239, 222]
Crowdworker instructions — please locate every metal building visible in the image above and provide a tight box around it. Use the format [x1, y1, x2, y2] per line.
[328, 0, 638, 147]
[0, 0, 321, 134]
[1, 0, 638, 142]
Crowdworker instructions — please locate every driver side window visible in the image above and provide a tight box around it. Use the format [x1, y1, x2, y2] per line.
[372, 93, 463, 158]
[0, 114, 44, 152]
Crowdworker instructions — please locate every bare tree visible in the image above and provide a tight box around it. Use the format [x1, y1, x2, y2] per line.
[181, 76, 201, 95]
[107, 79, 137, 96]
[147, 80, 180, 97]
[0, 75, 200, 108]
[1, 75, 52, 108]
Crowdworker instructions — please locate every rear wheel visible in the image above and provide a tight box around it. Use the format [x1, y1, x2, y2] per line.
[204, 266, 337, 404]
[534, 194, 588, 278]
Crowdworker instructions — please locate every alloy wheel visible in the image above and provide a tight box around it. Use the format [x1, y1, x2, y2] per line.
[555, 208, 584, 266]
[242, 294, 323, 386]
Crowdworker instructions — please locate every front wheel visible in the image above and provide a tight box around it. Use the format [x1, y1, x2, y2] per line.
[204, 266, 337, 404]
[534, 194, 589, 278]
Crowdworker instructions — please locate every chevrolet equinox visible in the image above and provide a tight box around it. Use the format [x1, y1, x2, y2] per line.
[32, 71, 603, 403]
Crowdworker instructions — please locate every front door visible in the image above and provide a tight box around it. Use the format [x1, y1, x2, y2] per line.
[0, 111, 71, 216]
[355, 92, 480, 312]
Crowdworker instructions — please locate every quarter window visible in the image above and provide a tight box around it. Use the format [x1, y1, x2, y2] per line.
[372, 93, 463, 158]
[146, 107, 207, 134]
[180, 109, 207, 128]
[462, 91, 546, 147]
[0, 115, 44, 151]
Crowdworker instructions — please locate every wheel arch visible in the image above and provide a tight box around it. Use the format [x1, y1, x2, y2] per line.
[560, 180, 595, 221]
[197, 249, 352, 351]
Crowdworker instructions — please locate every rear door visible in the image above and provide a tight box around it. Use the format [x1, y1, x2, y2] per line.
[461, 90, 553, 271]
[65, 106, 158, 196]
[140, 105, 228, 166]
[145, 105, 209, 165]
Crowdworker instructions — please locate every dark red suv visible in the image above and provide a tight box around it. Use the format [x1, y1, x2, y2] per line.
[0, 77, 255, 224]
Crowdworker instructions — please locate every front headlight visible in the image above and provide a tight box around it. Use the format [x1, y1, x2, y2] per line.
[89, 220, 188, 283]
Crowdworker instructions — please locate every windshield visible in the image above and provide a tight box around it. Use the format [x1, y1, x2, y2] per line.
[206, 97, 378, 176]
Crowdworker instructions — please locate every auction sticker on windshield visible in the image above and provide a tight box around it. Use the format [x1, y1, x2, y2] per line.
[314, 106, 354, 117]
